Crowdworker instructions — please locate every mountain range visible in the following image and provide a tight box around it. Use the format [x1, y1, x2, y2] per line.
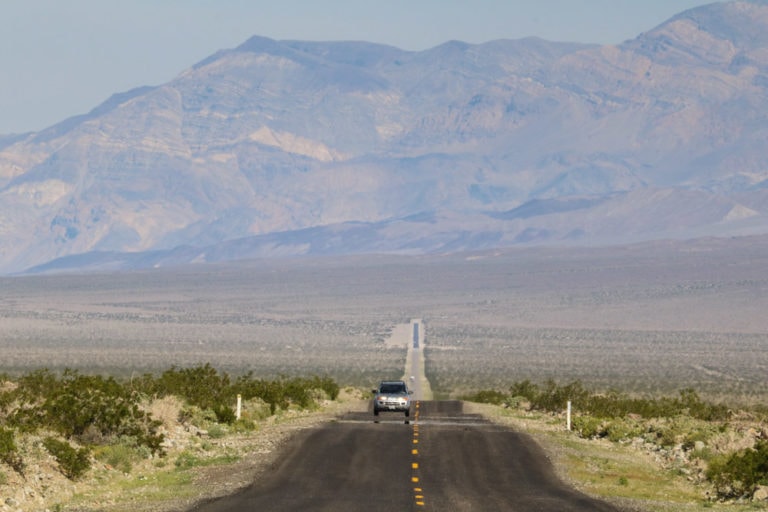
[2, 0, 768, 274]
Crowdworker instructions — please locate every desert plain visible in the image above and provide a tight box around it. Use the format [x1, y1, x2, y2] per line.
[1, 235, 767, 403]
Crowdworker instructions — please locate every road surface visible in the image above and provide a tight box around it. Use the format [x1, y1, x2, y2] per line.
[190, 401, 620, 512]
[404, 318, 432, 400]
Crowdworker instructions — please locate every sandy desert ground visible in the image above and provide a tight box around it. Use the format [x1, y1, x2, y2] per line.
[1, 235, 767, 401]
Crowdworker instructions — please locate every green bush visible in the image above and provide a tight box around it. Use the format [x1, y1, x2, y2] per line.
[154, 364, 233, 412]
[310, 376, 340, 401]
[43, 437, 91, 480]
[509, 380, 538, 402]
[206, 423, 227, 439]
[10, 370, 164, 455]
[2, 366, 341, 456]
[234, 374, 339, 415]
[152, 366, 340, 418]
[500, 380, 730, 423]
[174, 450, 200, 470]
[530, 380, 590, 412]
[605, 418, 644, 443]
[0, 427, 24, 473]
[572, 416, 608, 439]
[213, 404, 237, 425]
[681, 424, 718, 451]
[706, 440, 768, 499]
[93, 444, 138, 474]
[462, 389, 508, 405]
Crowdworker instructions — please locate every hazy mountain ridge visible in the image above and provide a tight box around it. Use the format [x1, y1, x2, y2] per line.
[2, 0, 768, 274]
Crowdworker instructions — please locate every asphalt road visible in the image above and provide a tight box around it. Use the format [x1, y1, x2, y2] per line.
[189, 401, 620, 512]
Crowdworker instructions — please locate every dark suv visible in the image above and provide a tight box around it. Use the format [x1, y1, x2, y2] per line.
[372, 380, 412, 418]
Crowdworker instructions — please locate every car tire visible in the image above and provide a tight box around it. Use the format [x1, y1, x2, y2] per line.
[373, 408, 379, 416]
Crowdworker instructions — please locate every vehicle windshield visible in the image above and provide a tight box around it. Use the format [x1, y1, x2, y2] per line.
[380, 383, 406, 394]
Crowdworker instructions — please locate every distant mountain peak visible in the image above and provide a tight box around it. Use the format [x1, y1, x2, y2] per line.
[2, 1, 768, 274]
[632, 0, 768, 60]
[235, 35, 284, 54]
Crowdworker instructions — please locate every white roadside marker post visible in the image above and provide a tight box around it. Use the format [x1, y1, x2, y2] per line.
[567, 401, 572, 431]
[237, 394, 242, 421]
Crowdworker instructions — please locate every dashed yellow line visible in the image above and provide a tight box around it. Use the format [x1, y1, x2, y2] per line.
[411, 401, 425, 507]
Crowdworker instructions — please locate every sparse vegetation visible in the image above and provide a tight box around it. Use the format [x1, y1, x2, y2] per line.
[43, 436, 92, 480]
[465, 380, 768, 503]
[706, 441, 768, 500]
[0, 426, 24, 473]
[9, 368, 164, 454]
[0, 365, 342, 492]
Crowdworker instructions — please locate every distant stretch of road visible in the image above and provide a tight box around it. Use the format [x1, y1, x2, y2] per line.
[189, 402, 620, 512]
[405, 318, 432, 401]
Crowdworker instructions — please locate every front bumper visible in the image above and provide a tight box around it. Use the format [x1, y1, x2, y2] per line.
[374, 397, 411, 412]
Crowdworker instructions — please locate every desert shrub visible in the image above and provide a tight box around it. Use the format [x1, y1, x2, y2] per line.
[462, 389, 508, 405]
[177, 404, 216, 427]
[232, 418, 259, 432]
[0, 427, 24, 473]
[93, 435, 152, 474]
[605, 417, 644, 442]
[500, 380, 730, 423]
[206, 423, 227, 439]
[582, 392, 672, 418]
[236, 377, 284, 415]
[9, 369, 164, 455]
[151, 366, 338, 420]
[4, 366, 340, 439]
[677, 388, 730, 421]
[573, 416, 608, 438]
[509, 380, 538, 402]
[308, 375, 340, 401]
[93, 444, 137, 474]
[505, 395, 528, 408]
[153, 364, 233, 412]
[571, 416, 644, 442]
[645, 418, 683, 447]
[681, 423, 720, 451]
[706, 440, 768, 499]
[174, 450, 200, 470]
[43, 437, 91, 480]
[281, 378, 312, 409]
[529, 380, 590, 412]
[14, 369, 59, 400]
[212, 404, 237, 425]
[241, 398, 272, 421]
[234, 374, 339, 415]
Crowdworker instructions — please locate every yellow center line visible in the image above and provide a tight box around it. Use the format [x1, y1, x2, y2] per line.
[411, 401, 425, 507]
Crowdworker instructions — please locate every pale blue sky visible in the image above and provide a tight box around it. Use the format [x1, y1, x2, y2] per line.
[1, 0, 716, 134]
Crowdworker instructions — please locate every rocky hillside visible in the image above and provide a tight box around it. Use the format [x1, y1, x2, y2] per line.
[3, 1, 768, 274]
